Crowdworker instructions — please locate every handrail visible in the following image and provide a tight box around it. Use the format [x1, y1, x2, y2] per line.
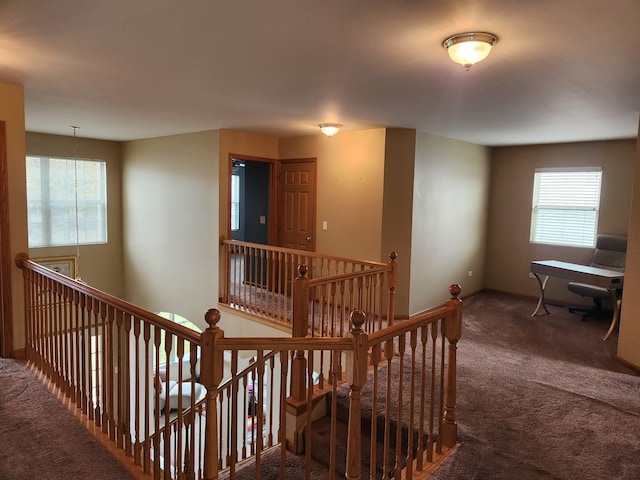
[368, 304, 451, 345]
[219, 239, 397, 332]
[218, 336, 353, 350]
[220, 238, 388, 271]
[17, 248, 462, 480]
[16, 252, 205, 480]
[217, 349, 279, 391]
[307, 263, 392, 286]
[15, 253, 201, 345]
[201, 284, 462, 480]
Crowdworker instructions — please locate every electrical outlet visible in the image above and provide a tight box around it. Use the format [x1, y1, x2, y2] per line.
[322, 221, 328, 231]
[468, 270, 473, 277]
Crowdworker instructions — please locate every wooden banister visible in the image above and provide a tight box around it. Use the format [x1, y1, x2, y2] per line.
[346, 310, 368, 480]
[441, 284, 462, 448]
[16, 254, 202, 344]
[291, 265, 309, 402]
[219, 238, 395, 333]
[201, 308, 224, 480]
[386, 251, 398, 327]
[18, 248, 463, 480]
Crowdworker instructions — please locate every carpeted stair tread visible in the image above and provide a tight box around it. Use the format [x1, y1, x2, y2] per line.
[310, 414, 392, 479]
[326, 359, 434, 455]
[219, 445, 331, 480]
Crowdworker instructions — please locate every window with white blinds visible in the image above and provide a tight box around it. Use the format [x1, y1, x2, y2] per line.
[530, 167, 602, 247]
[26, 156, 107, 247]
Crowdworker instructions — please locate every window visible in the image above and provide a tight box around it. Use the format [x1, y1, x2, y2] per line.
[156, 312, 200, 366]
[26, 156, 107, 247]
[90, 330, 103, 407]
[231, 173, 240, 231]
[530, 167, 602, 247]
[155, 312, 201, 381]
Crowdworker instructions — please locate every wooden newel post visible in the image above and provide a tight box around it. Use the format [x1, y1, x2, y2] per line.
[346, 310, 368, 480]
[200, 308, 224, 480]
[383, 252, 398, 360]
[219, 236, 229, 304]
[441, 284, 462, 448]
[386, 251, 397, 327]
[290, 265, 309, 401]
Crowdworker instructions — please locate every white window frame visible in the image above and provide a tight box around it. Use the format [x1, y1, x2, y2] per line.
[90, 329, 103, 407]
[231, 173, 240, 231]
[530, 167, 602, 248]
[26, 155, 108, 248]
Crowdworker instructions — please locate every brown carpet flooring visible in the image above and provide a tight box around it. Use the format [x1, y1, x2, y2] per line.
[0, 361, 137, 480]
[1, 291, 639, 479]
[427, 291, 640, 480]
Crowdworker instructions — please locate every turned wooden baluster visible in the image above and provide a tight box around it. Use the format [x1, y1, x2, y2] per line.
[346, 310, 368, 480]
[219, 235, 231, 304]
[386, 251, 398, 327]
[201, 308, 224, 480]
[290, 264, 309, 402]
[441, 284, 462, 448]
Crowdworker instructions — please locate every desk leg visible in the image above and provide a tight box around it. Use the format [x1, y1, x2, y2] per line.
[602, 290, 620, 341]
[531, 273, 550, 316]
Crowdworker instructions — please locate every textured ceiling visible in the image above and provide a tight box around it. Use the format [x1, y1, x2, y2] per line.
[1, 0, 639, 145]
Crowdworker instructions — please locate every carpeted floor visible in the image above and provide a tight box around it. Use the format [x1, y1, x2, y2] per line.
[0, 360, 137, 480]
[1, 291, 638, 479]
[428, 291, 640, 480]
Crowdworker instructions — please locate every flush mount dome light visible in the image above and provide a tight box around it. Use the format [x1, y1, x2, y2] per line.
[442, 32, 498, 70]
[319, 124, 341, 137]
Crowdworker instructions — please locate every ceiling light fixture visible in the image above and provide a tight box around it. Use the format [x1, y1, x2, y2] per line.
[319, 124, 341, 137]
[442, 32, 498, 70]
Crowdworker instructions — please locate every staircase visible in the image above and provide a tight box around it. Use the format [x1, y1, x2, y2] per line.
[16, 250, 462, 480]
[310, 356, 436, 479]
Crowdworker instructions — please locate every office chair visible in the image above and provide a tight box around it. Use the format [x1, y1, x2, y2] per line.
[567, 234, 627, 321]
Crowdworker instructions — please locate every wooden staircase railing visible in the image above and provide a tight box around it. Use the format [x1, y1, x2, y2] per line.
[16, 251, 462, 480]
[201, 284, 462, 480]
[16, 253, 205, 479]
[219, 238, 396, 331]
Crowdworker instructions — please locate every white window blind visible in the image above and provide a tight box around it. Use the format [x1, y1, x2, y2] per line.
[231, 173, 240, 231]
[530, 167, 602, 247]
[26, 156, 107, 248]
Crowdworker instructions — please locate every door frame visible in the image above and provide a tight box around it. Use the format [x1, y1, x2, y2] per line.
[227, 154, 278, 245]
[0, 121, 13, 357]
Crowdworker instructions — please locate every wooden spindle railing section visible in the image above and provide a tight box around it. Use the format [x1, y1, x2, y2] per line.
[201, 284, 462, 480]
[16, 253, 206, 480]
[306, 253, 397, 338]
[17, 250, 462, 480]
[219, 238, 396, 329]
[288, 252, 397, 396]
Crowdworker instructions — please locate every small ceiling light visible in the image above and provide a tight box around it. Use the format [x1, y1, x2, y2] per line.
[442, 32, 498, 70]
[319, 124, 341, 137]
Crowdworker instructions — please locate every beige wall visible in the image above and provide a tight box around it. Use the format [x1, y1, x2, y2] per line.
[617, 124, 640, 368]
[26, 132, 124, 297]
[122, 131, 219, 329]
[409, 131, 490, 313]
[381, 128, 416, 315]
[485, 139, 635, 305]
[1, 83, 28, 352]
[279, 129, 386, 261]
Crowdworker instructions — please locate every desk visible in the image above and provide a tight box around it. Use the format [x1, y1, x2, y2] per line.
[530, 260, 624, 341]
